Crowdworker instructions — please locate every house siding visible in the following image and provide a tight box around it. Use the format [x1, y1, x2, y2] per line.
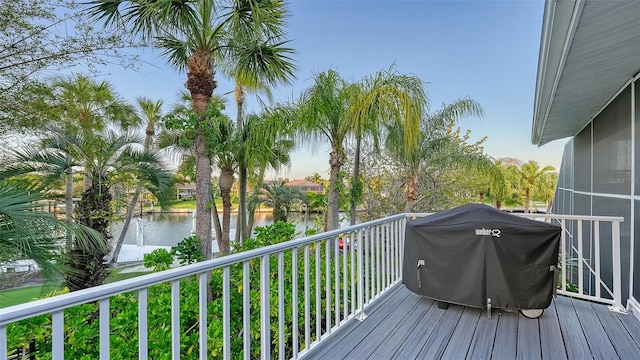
[553, 80, 638, 304]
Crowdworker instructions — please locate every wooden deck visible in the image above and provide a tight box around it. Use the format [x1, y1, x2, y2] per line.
[302, 285, 640, 359]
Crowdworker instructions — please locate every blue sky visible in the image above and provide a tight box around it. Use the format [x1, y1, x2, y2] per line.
[99, 0, 567, 179]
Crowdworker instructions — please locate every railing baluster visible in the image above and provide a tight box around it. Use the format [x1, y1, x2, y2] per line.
[315, 241, 321, 342]
[171, 280, 180, 360]
[278, 252, 285, 359]
[260, 255, 270, 360]
[364, 227, 370, 305]
[100, 298, 110, 360]
[334, 236, 339, 326]
[577, 220, 583, 294]
[223, 267, 230, 360]
[350, 232, 356, 316]
[383, 224, 388, 290]
[304, 245, 310, 350]
[0, 325, 6, 360]
[561, 219, 567, 293]
[376, 224, 381, 297]
[243, 261, 250, 360]
[325, 239, 331, 335]
[139, 289, 148, 360]
[292, 248, 298, 359]
[611, 220, 624, 313]
[343, 233, 348, 321]
[52, 310, 64, 359]
[357, 228, 364, 318]
[198, 273, 207, 360]
[594, 221, 601, 299]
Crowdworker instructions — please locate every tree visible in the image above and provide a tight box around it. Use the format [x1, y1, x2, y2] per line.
[0, 0, 137, 135]
[248, 180, 307, 223]
[0, 187, 103, 280]
[346, 65, 427, 224]
[241, 109, 295, 239]
[2, 130, 174, 289]
[88, 0, 294, 259]
[517, 160, 555, 212]
[218, 0, 296, 243]
[295, 70, 351, 231]
[386, 98, 487, 212]
[111, 97, 165, 263]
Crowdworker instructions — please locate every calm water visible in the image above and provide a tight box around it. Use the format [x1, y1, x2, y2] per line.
[111, 212, 315, 247]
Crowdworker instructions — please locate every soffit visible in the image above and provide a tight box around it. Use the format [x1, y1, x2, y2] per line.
[532, 0, 640, 146]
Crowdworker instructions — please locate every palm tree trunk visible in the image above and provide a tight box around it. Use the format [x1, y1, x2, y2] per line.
[327, 149, 342, 231]
[237, 165, 248, 243]
[65, 166, 74, 251]
[524, 188, 531, 213]
[111, 187, 142, 263]
[111, 129, 154, 263]
[403, 172, 419, 213]
[235, 84, 247, 244]
[218, 167, 234, 255]
[246, 166, 266, 237]
[195, 132, 213, 260]
[211, 199, 223, 252]
[349, 135, 362, 225]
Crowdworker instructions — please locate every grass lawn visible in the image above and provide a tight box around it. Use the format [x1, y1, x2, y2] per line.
[0, 270, 151, 309]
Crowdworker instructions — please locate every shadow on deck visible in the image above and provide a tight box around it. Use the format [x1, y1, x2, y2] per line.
[303, 285, 640, 359]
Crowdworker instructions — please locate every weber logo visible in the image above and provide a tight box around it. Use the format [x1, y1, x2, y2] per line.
[475, 228, 501, 237]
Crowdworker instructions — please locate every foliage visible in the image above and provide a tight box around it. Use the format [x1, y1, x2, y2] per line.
[64, 176, 113, 291]
[143, 248, 174, 272]
[0, 1, 138, 135]
[6, 221, 364, 359]
[0, 187, 103, 278]
[248, 180, 307, 223]
[172, 235, 205, 265]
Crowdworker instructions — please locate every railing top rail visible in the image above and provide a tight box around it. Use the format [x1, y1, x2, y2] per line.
[514, 213, 624, 222]
[0, 213, 405, 325]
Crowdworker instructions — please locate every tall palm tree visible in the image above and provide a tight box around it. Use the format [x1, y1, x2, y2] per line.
[46, 75, 136, 248]
[88, 0, 294, 258]
[517, 160, 555, 212]
[386, 98, 486, 212]
[346, 66, 427, 224]
[219, 0, 296, 243]
[111, 97, 165, 263]
[295, 69, 351, 231]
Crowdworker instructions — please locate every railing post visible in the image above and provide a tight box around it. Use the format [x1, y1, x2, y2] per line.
[1, 325, 7, 360]
[610, 220, 626, 313]
[356, 228, 366, 321]
[260, 255, 271, 360]
[99, 299, 110, 360]
[223, 267, 230, 360]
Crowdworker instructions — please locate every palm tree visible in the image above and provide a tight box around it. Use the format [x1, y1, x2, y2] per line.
[295, 69, 351, 231]
[517, 160, 555, 212]
[386, 98, 486, 212]
[2, 130, 174, 289]
[346, 66, 427, 224]
[44, 75, 136, 248]
[88, 0, 294, 259]
[0, 187, 103, 280]
[248, 180, 307, 223]
[219, 0, 296, 243]
[111, 97, 165, 263]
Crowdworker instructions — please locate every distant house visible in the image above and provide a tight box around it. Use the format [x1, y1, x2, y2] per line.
[285, 179, 325, 194]
[177, 183, 196, 199]
[532, 0, 640, 311]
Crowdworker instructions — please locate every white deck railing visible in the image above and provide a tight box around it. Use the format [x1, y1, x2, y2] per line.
[0, 214, 406, 360]
[516, 213, 626, 313]
[0, 212, 627, 359]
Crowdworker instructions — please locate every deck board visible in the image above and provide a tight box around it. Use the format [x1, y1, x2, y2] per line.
[300, 285, 640, 360]
[466, 309, 498, 360]
[538, 299, 568, 360]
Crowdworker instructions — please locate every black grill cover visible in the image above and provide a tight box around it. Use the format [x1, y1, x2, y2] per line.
[403, 204, 561, 310]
